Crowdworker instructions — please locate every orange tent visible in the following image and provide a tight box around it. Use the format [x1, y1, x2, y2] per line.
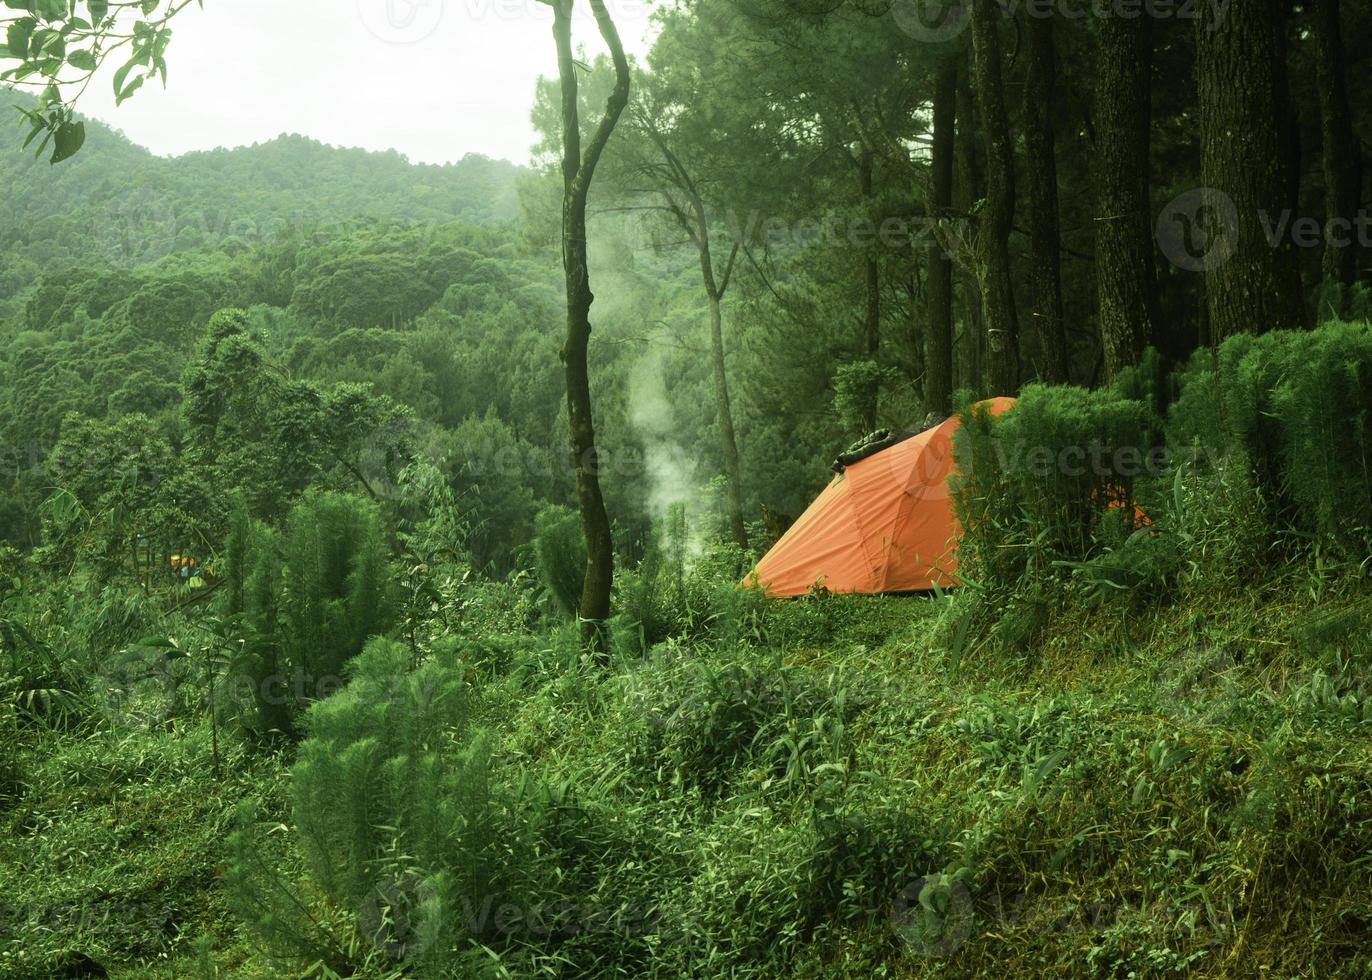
[745, 397, 1015, 597]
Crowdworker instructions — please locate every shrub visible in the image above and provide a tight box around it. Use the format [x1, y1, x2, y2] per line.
[952, 385, 1155, 593]
[287, 637, 525, 974]
[621, 644, 854, 800]
[282, 491, 393, 688]
[531, 505, 586, 619]
[0, 676, 23, 805]
[219, 491, 393, 731]
[1169, 321, 1372, 560]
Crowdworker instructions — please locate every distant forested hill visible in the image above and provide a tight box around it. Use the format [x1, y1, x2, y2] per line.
[0, 88, 726, 567]
[0, 86, 522, 270]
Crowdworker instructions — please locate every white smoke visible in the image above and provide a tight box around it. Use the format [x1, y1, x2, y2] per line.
[627, 339, 707, 559]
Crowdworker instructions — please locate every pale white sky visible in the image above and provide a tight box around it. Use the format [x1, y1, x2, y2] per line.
[73, 0, 658, 166]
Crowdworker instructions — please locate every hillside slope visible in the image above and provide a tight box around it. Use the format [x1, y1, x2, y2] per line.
[1, 87, 523, 269]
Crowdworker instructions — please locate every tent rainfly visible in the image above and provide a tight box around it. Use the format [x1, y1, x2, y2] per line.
[744, 397, 1015, 596]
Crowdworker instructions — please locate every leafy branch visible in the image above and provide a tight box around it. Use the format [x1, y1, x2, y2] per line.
[0, 0, 201, 162]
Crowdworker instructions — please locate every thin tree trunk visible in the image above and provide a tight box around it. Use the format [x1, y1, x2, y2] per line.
[955, 72, 985, 397]
[551, 0, 630, 653]
[925, 57, 957, 416]
[698, 230, 748, 550]
[1095, 10, 1159, 379]
[971, 0, 1019, 395]
[1196, 0, 1305, 340]
[1313, 0, 1361, 297]
[634, 111, 749, 551]
[1022, 10, 1069, 383]
[859, 143, 881, 430]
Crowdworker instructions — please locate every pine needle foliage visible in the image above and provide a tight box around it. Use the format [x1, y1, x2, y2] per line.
[1169, 320, 1372, 560]
[282, 490, 393, 690]
[220, 490, 393, 729]
[289, 637, 521, 974]
[531, 504, 586, 619]
[952, 385, 1154, 592]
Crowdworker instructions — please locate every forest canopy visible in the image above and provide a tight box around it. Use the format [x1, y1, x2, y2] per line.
[1, 0, 1371, 976]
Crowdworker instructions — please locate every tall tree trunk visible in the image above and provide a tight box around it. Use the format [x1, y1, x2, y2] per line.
[697, 227, 748, 550]
[955, 72, 985, 397]
[1095, 11, 1159, 379]
[970, 0, 1019, 395]
[925, 57, 957, 416]
[635, 112, 749, 551]
[1313, 0, 1361, 297]
[551, 0, 630, 652]
[859, 143, 881, 430]
[1022, 10, 1069, 383]
[1196, 0, 1305, 340]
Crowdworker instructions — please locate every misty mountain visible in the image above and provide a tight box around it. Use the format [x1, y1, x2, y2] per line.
[1, 86, 524, 270]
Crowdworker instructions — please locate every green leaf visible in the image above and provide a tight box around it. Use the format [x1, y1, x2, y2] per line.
[31, 27, 61, 59]
[32, 127, 53, 160]
[67, 47, 95, 70]
[112, 55, 135, 95]
[20, 119, 43, 151]
[1171, 462, 1185, 524]
[6, 17, 34, 59]
[50, 118, 83, 163]
[88, 0, 108, 22]
[115, 72, 143, 105]
[141, 0, 158, 13]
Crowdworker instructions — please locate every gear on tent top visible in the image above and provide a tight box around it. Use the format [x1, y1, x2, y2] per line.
[830, 413, 951, 473]
[745, 398, 1015, 596]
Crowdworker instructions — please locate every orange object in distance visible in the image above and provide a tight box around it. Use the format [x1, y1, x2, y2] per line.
[744, 397, 1016, 596]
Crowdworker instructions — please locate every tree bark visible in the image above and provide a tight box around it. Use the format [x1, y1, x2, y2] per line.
[699, 234, 748, 551]
[1095, 10, 1159, 379]
[970, 0, 1019, 395]
[1313, 0, 1361, 296]
[1196, 0, 1305, 340]
[925, 57, 957, 416]
[633, 111, 750, 551]
[859, 143, 881, 430]
[551, 0, 630, 652]
[955, 72, 985, 397]
[1022, 10, 1069, 384]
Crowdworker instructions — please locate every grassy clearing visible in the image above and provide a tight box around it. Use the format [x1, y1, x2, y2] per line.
[3, 580, 1370, 978]
[0, 722, 284, 979]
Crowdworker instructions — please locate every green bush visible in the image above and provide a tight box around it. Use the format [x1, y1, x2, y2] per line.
[609, 515, 771, 660]
[0, 676, 23, 805]
[622, 644, 854, 800]
[219, 490, 393, 731]
[282, 490, 393, 688]
[531, 504, 586, 619]
[952, 385, 1155, 593]
[1169, 321, 1372, 560]
[286, 637, 524, 974]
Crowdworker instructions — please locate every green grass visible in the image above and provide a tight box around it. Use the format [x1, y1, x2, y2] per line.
[0, 721, 284, 979]
[4, 583, 1371, 977]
